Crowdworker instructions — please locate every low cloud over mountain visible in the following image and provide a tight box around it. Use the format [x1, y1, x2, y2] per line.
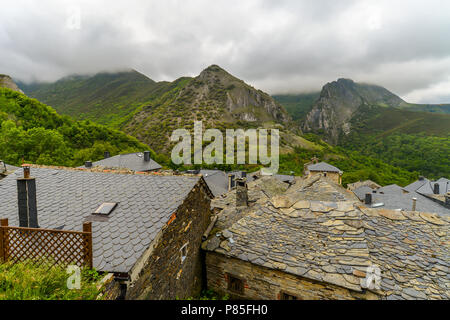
[1, 0, 450, 103]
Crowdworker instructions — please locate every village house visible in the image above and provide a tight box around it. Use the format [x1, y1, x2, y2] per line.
[0, 165, 213, 299]
[303, 158, 343, 185]
[202, 173, 449, 300]
[81, 151, 162, 172]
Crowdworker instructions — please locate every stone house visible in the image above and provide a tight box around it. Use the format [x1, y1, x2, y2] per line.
[0, 165, 213, 299]
[304, 160, 343, 185]
[202, 174, 449, 300]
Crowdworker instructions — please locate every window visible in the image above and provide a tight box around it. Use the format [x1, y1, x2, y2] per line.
[227, 274, 244, 294]
[94, 202, 117, 215]
[280, 291, 300, 300]
[180, 243, 188, 263]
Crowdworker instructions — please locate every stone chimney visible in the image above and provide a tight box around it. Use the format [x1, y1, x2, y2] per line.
[433, 183, 440, 194]
[412, 197, 417, 211]
[17, 165, 39, 228]
[228, 174, 235, 191]
[236, 178, 248, 207]
[365, 193, 372, 205]
[144, 151, 151, 162]
[104, 151, 110, 159]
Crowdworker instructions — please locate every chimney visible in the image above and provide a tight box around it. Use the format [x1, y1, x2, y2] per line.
[144, 151, 151, 162]
[104, 151, 110, 159]
[17, 165, 39, 228]
[365, 193, 372, 205]
[236, 178, 248, 207]
[228, 174, 235, 191]
[85, 161, 92, 168]
[418, 176, 425, 181]
[412, 197, 417, 211]
[433, 183, 440, 194]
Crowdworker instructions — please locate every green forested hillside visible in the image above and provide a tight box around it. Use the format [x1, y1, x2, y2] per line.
[272, 92, 320, 121]
[397, 103, 450, 114]
[278, 135, 418, 187]
[123, 65, 293, 154]
[18, 70, 172, 127]
[339, 105, 450, 178]
[0, 88, 154, 167]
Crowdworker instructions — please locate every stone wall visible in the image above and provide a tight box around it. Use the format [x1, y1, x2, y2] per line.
[205, 252, 379, 300]
[126, 180, 212, 299]
[309, 171, 341, 185]
[98, 273, 122, 300]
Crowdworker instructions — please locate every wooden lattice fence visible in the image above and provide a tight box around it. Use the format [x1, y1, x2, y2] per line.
[0, 218, 93, 268]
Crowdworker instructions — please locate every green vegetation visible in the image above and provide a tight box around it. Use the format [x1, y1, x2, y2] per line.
[279, 139, 418, 187]
[341, 132, 450, 179]
[398, 103, 450, 115]
[340, 105, 450, 179]
[184, 289, 229, 300]
[18, 70, 171, 127]
[0, 260, 102, 300]
[272, 92, 320, 121]
[0, 88, 154, 167]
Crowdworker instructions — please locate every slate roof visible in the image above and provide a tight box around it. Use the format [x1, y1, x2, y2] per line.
[307, 162, 342, 173]
[199, 170, 229, 197]
[0, 161, 19, 174]
[415, 178, 450, 195]
[364, 187, 449, 216]
[204, 176, 450, 300]
[352, 186, 374, 201]
[81, 152, 162, 172]
[404, 178, 430, 193]
[0, 166, 201, 273]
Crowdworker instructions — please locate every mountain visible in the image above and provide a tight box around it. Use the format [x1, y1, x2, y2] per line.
[0, 74, 24, 93]
[6, 68, 422, 186]
[302, 78, 407, 143]
[272, 92, 320, 121]
[17, 70, 168, 126]
[302, 78, 450, 143]
[297, 78, 450, 178]
[123, 65, 296, 153]
[0, 87, 152, 167]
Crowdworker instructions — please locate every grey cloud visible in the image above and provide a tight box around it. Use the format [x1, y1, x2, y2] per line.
[0, 0, 449, 103]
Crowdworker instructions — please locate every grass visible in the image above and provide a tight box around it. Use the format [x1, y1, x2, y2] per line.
[0, 260, 103, 300]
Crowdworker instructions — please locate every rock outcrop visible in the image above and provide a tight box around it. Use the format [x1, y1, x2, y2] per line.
[303, 78, 405, 144]
[0, 74, 24, 93]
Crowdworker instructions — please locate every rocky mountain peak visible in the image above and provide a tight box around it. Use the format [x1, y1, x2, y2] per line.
[0, 74, 24, 93]
[303, 78, 406, 144]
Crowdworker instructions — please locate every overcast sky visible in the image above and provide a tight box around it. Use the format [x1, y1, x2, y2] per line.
[1, 0, 450, 103]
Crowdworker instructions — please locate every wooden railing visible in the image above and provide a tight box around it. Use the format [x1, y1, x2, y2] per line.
[0, 219, 93, 268]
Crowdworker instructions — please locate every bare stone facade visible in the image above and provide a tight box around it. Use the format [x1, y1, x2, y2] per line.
[126, 180, 213, 299]
[307, 170, 342, 185]
[206, 252, 378, 300]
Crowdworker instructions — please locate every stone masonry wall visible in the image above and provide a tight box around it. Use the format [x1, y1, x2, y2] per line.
[309, 171, 341, 185]
[126, 181, 212, 299]
[206, 252, 379, 300]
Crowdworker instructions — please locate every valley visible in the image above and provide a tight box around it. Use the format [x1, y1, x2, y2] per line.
[4, 65, 449, 186]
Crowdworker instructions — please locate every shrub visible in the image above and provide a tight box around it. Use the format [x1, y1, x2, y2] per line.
[0, 260, 102, 300]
